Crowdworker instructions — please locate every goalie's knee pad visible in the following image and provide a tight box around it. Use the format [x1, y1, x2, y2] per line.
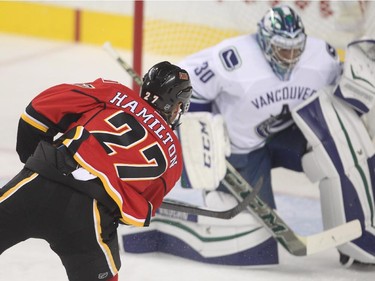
[293, 87, 375, 264]
[119, 189, 278, 266]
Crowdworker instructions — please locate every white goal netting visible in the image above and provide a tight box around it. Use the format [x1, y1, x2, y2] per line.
[140, 0, 375, 66]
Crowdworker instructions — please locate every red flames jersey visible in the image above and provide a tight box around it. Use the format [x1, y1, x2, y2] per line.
[19, 78, 183, 226]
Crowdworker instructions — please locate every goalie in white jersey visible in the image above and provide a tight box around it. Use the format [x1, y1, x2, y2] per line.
[119, 5, 375, 267]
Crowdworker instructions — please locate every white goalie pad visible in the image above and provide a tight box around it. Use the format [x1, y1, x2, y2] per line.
[178, 112, 230, 190]
[363, 107, 375, 140]
[292, 87, 375, 263]
[334, 39, 375, 113]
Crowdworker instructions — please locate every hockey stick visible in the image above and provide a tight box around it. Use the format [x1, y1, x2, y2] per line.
[102, 42, 362, 256]
[103, 42, 143, 86]
[160, 176, 262, 219]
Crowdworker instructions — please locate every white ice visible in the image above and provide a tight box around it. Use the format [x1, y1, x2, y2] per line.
[0, 34, 373, 281]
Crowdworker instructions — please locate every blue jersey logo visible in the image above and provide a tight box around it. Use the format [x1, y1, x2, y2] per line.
[220, 47, 241, 71]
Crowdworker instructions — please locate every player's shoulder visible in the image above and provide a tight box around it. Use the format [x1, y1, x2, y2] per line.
[213, 34, 259, 61]
[179, 34, 268, 86]
[182, 34, 256, 61]
[179, 34, 260, 70]
[71, 78, 131, 93]
[212, 34, 264, 73]
[297, 37, 342, 83]
[88, 78, 125, 88]
[303, 36, 339, 64]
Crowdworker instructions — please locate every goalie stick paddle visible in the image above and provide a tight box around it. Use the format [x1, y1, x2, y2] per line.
[102, 42, 363, 256]
[222, 161, 362, 256]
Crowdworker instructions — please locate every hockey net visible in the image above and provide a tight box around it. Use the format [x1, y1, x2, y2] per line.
[134, 0, 375, 76]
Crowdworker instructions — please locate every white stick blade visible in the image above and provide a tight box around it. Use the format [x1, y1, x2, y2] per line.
[304, 219, 362, 255]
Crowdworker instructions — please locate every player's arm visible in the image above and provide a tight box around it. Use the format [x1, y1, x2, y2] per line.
[17, 107, 57, 163]
[16, 82, 103, 163]
[178, 48, 221, 113]
[323, 41, 342, 85]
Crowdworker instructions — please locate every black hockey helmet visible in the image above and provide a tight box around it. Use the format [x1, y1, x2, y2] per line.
[141, 61, 192, 128]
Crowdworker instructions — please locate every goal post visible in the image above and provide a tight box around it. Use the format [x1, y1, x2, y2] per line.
[132, 0, 375, 77]
[133, 0, 144, 93]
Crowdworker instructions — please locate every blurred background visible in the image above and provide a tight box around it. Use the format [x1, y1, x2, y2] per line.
[1, 0, 374, 90]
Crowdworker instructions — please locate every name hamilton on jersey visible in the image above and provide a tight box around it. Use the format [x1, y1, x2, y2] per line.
[251, 86, 317, 109]
[109, 92, 178, 168]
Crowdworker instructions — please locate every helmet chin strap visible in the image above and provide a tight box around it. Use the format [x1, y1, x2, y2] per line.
[171, 112, 182, 131]
[156, 109, 182, 130]
[169, 103, 183, 130]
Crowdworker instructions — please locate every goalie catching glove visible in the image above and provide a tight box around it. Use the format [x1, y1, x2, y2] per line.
[177, 112, 231, 190]
[334, 39, 375, 114]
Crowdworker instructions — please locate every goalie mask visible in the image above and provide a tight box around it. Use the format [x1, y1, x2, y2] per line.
[257, 5, 306, 81]
[141, 61, 193, 129]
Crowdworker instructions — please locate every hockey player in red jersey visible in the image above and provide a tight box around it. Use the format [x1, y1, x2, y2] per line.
[0, 61, 192, 281]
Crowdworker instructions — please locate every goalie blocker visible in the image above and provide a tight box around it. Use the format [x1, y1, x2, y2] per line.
[292, 39, 375, 265]
[178, 112, 231, 190]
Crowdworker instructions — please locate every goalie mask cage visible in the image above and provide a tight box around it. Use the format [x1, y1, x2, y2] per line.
[132, 0, 374, 91]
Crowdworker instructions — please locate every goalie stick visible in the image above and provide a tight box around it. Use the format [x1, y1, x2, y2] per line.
[102, 41, 362, 256]
[222, 162, 361, 256]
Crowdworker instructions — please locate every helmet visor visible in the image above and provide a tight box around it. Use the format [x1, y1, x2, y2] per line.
[270, 33, 306, 67]
[177, 87, 192, 113]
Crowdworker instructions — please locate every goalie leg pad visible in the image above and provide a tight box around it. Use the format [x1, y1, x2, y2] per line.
[178, 112, 230, 190]
[118, 185, 278, 266]
[292, 88, 375, 263]
[119, 212, 278, 266]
